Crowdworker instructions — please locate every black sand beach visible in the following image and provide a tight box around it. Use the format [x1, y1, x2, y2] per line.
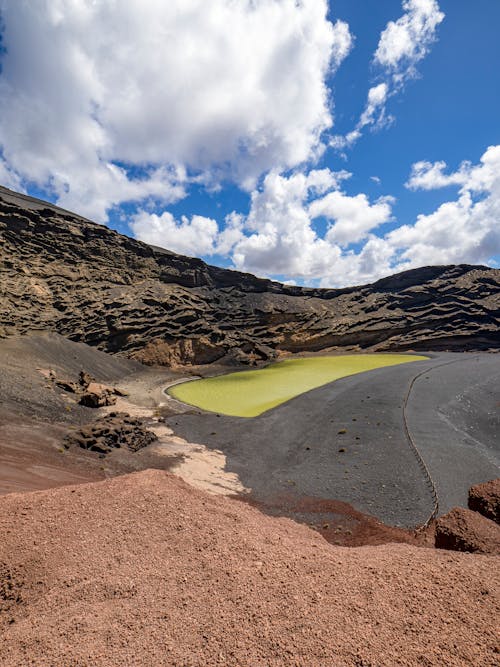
[167, 352, 500, 528]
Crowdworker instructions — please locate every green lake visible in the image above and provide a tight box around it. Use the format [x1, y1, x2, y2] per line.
[167, 354, 427, 418]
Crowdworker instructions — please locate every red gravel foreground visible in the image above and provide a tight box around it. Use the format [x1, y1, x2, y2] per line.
[0, 470, 498, 666]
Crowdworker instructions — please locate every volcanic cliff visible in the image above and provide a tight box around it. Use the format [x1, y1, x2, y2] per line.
[1, 185, 498, 365]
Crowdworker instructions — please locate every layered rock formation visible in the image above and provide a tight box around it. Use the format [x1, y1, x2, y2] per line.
[1, 185, 499, 365]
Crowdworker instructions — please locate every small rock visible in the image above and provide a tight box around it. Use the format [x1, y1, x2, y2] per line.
[79, 371, 94, 388]
[79, 382, 120, 408]
[55, 379, 79, 393]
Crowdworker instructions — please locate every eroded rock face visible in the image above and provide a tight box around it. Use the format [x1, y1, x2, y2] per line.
[64, 412, 158, 456]
[132, 337, 227, 367]
[468, 479, 500, 524]
[1, 185, 499, 364]
[435, 507, 500, 555]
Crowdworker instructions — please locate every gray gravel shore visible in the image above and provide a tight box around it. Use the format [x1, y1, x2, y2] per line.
[167, 352, 500, 527]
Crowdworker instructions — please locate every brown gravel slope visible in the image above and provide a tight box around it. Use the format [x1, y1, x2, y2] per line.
[0, 470, 498, 667]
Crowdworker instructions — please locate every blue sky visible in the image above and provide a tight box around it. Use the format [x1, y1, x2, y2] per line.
[0, 1, 499, 286]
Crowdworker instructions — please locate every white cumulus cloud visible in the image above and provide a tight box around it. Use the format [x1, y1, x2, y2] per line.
[0, 157, 22, 192]
[130, 211, 221, 258]
[0, 0, 351, 219]
[132, 167, 397, 284]
[375, 0, 445, 76]
[134, 147, 500, 287]
[405, 159, 470, 190]
[392, 145, 500, 267]
[310, 191, 394, 245]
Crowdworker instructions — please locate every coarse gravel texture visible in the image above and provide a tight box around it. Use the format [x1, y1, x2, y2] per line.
[0, 469, 498, 667]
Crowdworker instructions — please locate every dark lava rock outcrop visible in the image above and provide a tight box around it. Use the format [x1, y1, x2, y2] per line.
[468, 478, 500, 524]
[64, 412, 158, 456]
[435, 507, 500, 555]
[1, 185, 499, 364]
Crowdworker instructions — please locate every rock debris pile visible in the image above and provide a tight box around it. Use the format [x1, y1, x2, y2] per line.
[64, 412, 157, 456]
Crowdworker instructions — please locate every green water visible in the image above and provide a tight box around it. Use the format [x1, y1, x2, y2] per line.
[168, 354, 427, 418]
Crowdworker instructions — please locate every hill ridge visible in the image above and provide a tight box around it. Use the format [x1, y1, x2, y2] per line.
[1, 186, 498, 365]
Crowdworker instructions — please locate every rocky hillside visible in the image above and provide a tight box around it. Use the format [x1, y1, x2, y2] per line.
[1, 185, 499, 365]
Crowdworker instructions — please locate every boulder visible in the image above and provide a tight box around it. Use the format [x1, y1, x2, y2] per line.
[79, 383, 118, 408]
[468, 478, 500, 524]
[435, 507, 500, 555]
[53, 371, 127, 403]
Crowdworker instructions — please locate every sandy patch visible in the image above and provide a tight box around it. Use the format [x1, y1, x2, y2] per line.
[101, 395, 249, 496]
[152, 437, 250, 496]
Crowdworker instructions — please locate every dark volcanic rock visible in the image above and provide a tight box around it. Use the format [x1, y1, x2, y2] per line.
[468, 478, 500, 524]
[435, 507, 500, 554]
[64, 412, 158, 455]
[1, 185, 499, 364]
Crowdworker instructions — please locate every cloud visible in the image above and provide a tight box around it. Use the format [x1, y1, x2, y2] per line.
[231, 170, 342, 278]
[309, 191, 394, 245]
[405, 159, 470, 190]
[319, 145, 500, 284]
[57, 165, 187, 222]
[230, 169, 394, 281]
[391, 145, 500, 267]
[131, 167, 396, 284]
[135, 147, 500, 287]
[130, 211, 221, 258]
[322, 146, 500, 282]
[374, 0, 445, 76]
[130, 206, 247, 259]
[331, 83, 391, 150]
[0, 0, 351, 219]
[0, 156, 22, 192]
[332, 0, 444, 150]
[359, 83, 390, 127]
